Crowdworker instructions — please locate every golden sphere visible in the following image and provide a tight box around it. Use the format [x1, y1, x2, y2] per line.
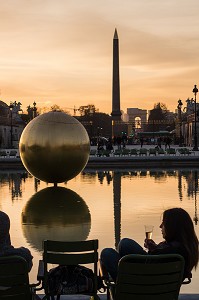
[19, 111, 90, 183]
[21, 187, 91, 252]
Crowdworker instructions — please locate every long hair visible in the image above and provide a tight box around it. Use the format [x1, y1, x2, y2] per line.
[163, 208, 199, 272]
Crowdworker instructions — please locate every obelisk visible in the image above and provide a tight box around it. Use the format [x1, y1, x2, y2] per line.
[111, 29, 122, 136]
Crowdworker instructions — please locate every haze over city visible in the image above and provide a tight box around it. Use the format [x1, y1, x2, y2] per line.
[1, 0, 199, 114]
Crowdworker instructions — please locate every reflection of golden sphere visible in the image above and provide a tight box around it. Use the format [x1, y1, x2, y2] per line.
[21, 187, 91, 252]
[19, 111, 90, 183]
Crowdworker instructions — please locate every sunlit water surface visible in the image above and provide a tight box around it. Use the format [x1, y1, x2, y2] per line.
[0, 168, 199, 294]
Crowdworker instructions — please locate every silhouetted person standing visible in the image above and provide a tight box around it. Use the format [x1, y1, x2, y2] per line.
[165, 136, 172, 150]
[116, 135, 122, 150]
[140, 137, 144, 148]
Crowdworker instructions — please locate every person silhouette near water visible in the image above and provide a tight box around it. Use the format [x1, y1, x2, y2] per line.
[100, 208, 198, 283]
[0, 211, 33, 271]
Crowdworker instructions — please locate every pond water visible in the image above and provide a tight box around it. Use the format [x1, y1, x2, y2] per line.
[0, 167, 199, 294]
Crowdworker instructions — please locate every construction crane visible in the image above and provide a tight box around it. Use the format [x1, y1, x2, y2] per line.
[64, 106, 79, 116]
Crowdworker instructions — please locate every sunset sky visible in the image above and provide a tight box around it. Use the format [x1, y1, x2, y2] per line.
[1, 0, 199, 115]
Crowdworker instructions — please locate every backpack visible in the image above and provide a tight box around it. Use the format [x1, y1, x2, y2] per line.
[47, 265, 104, 296]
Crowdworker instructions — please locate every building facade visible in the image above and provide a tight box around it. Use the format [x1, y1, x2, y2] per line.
[0, 101, 25, 149]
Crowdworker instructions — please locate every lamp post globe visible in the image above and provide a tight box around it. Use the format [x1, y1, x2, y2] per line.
[193, 84, 198, 151]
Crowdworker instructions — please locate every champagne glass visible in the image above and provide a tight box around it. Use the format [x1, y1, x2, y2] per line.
[144, 225, 154, 240]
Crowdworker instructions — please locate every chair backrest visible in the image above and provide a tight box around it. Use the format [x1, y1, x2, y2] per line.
[43, 239, 99, 293]
[0, 255, 32, 300]
[9, 150, 17, 157]
[167, 148, 176, 155]
[149, 148, 157, 155]
[139, 148, 148, 155]
[114, 254, 184, 300]
[130, 149, 138, 155]
[158, 148, 165, 155]
[114, 149, 122, 156]
[0, 151, 7, 157]
[122, 149, 130, 156]
[90, 149, 97, 156]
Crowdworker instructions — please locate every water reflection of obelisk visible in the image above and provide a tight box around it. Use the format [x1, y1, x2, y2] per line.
[111, 29, 122, 137]
[113, 172, 121, 248]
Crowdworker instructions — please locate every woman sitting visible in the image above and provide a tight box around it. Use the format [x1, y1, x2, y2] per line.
[101, 207, 199, 282]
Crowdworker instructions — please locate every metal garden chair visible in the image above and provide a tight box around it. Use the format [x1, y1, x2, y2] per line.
[37, 239, 100, 300]
[0, 255, 40, 300]
[100, 254, 185, 300]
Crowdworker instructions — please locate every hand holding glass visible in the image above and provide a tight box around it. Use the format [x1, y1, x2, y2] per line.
[145, 225, 154, 240]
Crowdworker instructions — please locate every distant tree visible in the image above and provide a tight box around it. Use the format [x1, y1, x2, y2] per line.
[78, 104, 98, 116]
[20, 102, 39, 123]
[90, 112, 112, 137]
[37, 106, 49, 114]
[37, 105, 70, 115]
[147, 102, 169, 132]
[20, 113, 31, 124]
[76, 108, 112, 139]
[154, 102, 167, 111]
[50, 104, 64, 111]
[150, 102, 168, 119]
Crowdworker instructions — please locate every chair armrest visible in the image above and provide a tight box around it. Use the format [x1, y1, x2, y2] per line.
[99, 259, 116, 300]
[37, 260, 44, 281]
[28, 260, 44, 294]
[99, 259, 109, 281]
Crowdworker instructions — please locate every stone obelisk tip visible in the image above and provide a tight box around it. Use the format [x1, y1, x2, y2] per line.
[114, 28, 118, 39]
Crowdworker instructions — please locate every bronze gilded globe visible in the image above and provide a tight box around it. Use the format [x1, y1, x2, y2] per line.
[21, 187, 91, 251]
[19, 111, 90, 183]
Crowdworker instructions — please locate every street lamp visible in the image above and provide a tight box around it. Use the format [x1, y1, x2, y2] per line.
[177, 99, 183, 147]
[33, 101, 37, 119]
[89, 121, 93, 139]
[193, 84, 198, 151]
[9, 102, 14, 148]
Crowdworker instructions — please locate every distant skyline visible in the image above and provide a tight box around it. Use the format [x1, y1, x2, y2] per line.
[0, 0, 199, 115]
